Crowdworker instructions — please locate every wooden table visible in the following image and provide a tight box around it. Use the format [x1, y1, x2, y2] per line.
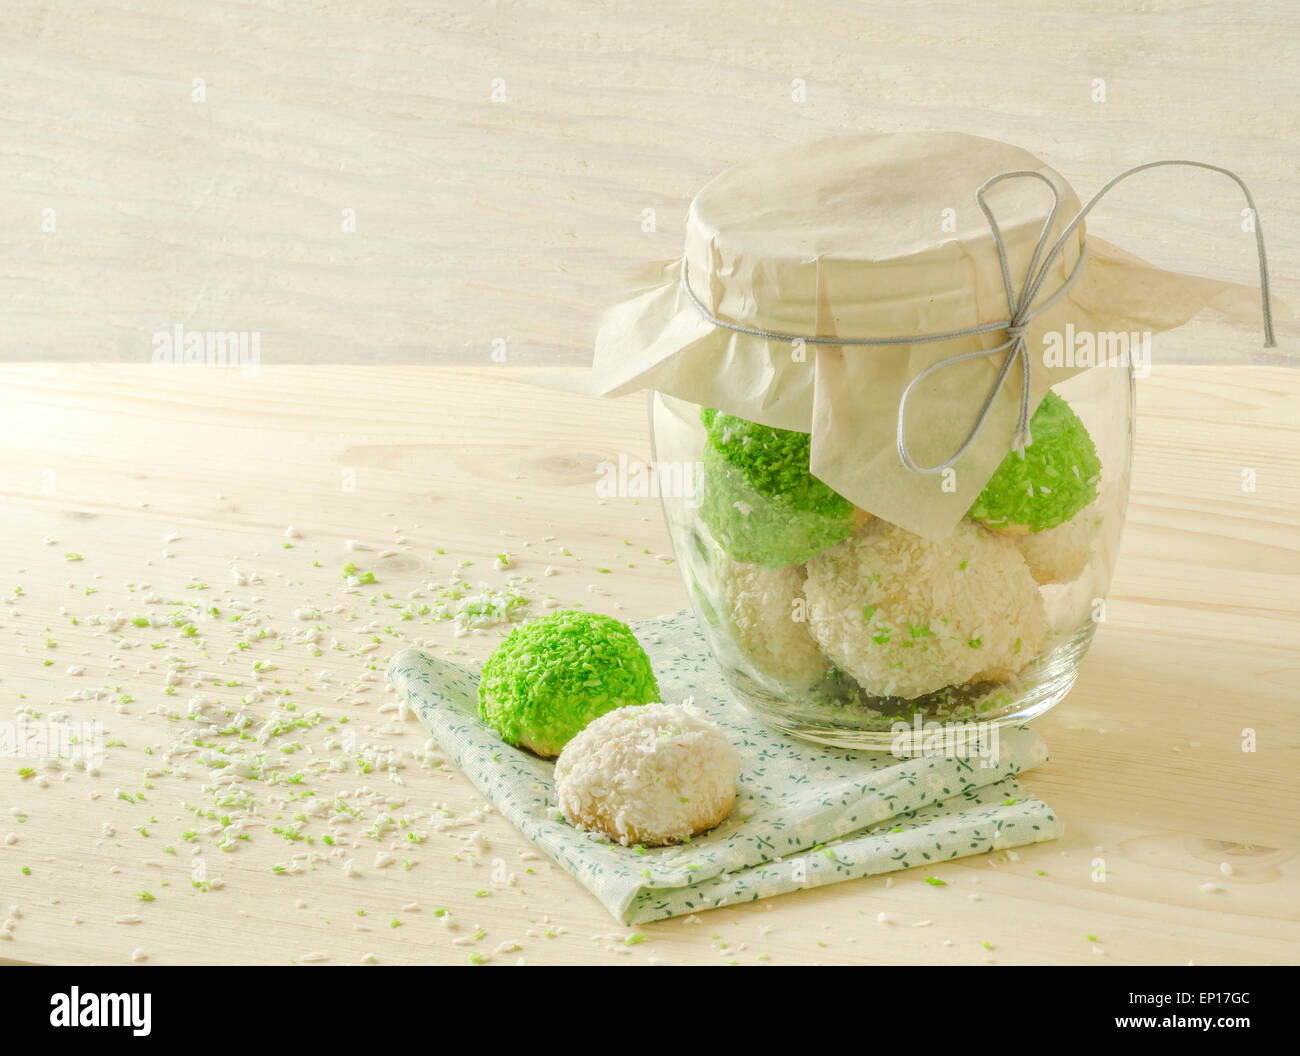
[2, 0, 1297, 965]
[0, 362, 1296, 966]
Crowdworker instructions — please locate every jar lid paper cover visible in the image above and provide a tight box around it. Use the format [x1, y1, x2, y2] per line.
[546, 132, 1273, 538]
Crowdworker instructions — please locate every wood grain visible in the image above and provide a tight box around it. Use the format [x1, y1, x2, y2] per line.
[0, 363, 1296, 966]
[1, 0, 1296, 966]
[0, 0, 1296, 367]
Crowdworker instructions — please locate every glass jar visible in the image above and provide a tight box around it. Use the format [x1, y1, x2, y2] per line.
[650, 363, 1134, 750]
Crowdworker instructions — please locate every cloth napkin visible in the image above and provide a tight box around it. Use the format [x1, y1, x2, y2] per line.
[387, 610, 1061, 925]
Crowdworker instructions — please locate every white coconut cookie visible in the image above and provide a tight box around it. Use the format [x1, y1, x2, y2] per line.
[1011, 505, 1103, 585]
[717, 558, 827, 688]
[803, 518, 1046, 699]
[554, 702, 739, 847]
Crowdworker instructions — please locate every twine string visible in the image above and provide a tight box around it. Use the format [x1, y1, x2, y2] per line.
[678, 160, 1276, 475]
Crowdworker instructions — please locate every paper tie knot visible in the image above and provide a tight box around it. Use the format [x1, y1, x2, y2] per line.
[680, 160, 1275, 476]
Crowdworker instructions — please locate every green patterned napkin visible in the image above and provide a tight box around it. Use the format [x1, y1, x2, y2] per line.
[387, 611, 1061, 924]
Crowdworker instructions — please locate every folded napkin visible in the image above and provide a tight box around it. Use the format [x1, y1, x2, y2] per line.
[387, 610, 1061, 925]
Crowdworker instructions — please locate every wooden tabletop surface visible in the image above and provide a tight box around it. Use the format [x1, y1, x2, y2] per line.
[1, 0, 1297, 965]
[0, 362, 1296, 966]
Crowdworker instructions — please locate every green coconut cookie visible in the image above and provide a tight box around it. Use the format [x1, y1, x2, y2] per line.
[477, 610, 660, 756]
[967, 391, 1102, 533]
[697, 408, 857, 568]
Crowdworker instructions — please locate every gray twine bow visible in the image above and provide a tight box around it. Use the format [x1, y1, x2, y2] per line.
[680, 160, 1276, 475]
